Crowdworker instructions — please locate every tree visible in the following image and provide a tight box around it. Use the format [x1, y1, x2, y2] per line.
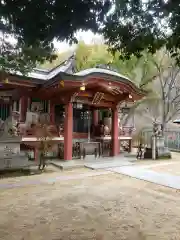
[125, 50, 180, 134]
[30, 114, 56, 170]
[112, 50, 158, 86]
[0, 0, 111, 72]
[102, 0, 180, 63]
[0, 33, 56, 73]
[40, 41, 114, 71]
[75, 42, 113, 71]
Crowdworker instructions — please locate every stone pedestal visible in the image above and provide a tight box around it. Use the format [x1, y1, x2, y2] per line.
[156, 136, 171, 159]
[152, 136, 156, 160]
[144, 147, 157, 159]
[0, 140, 30, 170]
[0, 117, 30, 170]
[144, 136, 171, 159]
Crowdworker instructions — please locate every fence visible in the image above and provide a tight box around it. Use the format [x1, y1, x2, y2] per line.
[142, 128, 180, 152]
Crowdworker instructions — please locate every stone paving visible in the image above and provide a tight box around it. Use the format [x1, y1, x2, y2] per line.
[109, 161, 180, 190]
[84, 156, 134, 169]
[52, 155, 135, 170]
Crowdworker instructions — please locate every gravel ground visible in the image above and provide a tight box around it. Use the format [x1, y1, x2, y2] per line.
[0, 167, 93, 184]
[0, 172, 180, 240]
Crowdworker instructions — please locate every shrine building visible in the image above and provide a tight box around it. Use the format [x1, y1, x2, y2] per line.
[0, 55, 145, 160]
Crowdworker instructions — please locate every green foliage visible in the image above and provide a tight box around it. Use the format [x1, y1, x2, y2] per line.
[3, 0, 180, 70]
[40, 42, 113, 71]
[0, 0, 111, 72]
[0, 34, 56, 73]
[102, 0, 180, 64]
[75, 42, 113, 71]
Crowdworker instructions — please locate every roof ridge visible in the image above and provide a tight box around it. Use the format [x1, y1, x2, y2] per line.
[33, 52, 76, 75]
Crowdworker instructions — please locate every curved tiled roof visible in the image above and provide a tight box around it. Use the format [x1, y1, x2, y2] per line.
[12, 54, 132, 83]
[13, 54, 76, 81]
[75, 68, 130, 81]
[9, 54, 144, 96]
[72, 67, 142, 94]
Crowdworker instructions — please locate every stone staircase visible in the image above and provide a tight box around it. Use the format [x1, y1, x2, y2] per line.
[51, 155, 135, 170]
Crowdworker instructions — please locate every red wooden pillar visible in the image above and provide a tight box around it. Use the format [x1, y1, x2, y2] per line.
[50, 101, 55, 124]
[20, 96, 28, 122]
[111, 107, 119, 156]
[34, 148, 39, 161]
[64, 102, 73, 160]
[92, 109, 99, 126]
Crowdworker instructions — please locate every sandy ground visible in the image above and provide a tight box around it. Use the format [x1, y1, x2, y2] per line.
[137, 152, 180, 175]
[150, 162, 180, 175]
[0, 172, 180, 240]
[0, 166, 95, 184]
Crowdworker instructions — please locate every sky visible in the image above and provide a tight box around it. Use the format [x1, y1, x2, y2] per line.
[53, 3, 113, 52]
[53, 30, 103, 52]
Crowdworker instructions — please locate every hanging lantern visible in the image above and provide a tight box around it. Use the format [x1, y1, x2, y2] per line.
[80, 83, 85, 91]
[4, 78, 9, 84]
[59, 80, 64, 87]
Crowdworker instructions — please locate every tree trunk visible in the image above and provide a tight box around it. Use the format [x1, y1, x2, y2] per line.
[161, 117, 167, 137]
[38, 152, 46, 170]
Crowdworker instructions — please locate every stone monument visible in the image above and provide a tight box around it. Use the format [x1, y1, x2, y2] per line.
[154, 123, 171, 158]
[0, 116, 30, 170]
[144, 122, 171, 159]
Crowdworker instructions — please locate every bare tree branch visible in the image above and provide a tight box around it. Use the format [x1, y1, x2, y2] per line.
[165, 107, 180, 123]
[123, 50, 180, 132]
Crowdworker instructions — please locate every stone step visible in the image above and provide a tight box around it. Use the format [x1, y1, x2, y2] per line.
[84, 161, 133, 170]
[50, 160, 84, 170]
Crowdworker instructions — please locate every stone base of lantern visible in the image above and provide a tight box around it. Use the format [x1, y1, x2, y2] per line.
[144, 136, 171, 159]
[156, 136, 171, 159]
